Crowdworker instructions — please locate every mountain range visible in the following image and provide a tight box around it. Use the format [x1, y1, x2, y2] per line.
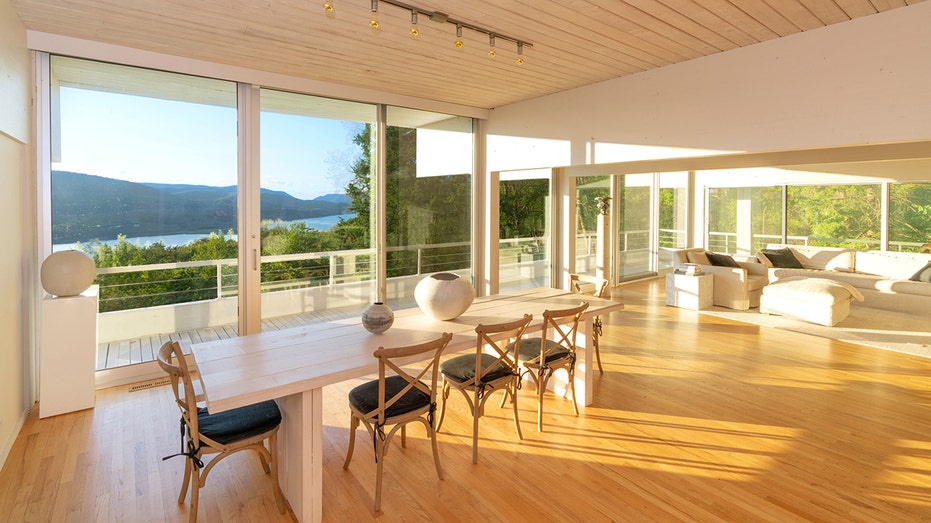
[51, 171, 352, 244]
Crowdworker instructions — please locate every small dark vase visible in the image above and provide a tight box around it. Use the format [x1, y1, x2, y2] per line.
[361, 302, 394, 334]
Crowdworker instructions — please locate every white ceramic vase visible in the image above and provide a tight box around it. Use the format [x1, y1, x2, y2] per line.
[414, 272, 475, 320]
[361, 302, 394, 334]
[40, 250, 96, 297]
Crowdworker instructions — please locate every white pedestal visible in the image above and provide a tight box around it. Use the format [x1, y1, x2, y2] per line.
[666, 273, 713, 311]
[40, 288, 98, 418]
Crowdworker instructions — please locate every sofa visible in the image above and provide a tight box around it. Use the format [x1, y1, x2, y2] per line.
[760, 244, 931, 314]
[673, 248, 769, 310]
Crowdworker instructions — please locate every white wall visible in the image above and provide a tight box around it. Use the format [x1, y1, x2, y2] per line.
[0, 0, 32, 469]
[486, 2, 931, 172]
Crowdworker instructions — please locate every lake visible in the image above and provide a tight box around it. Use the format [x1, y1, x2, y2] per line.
[53, 213, 356, 251]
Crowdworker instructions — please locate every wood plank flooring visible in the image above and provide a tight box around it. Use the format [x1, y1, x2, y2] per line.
[5, 278, 931, 521]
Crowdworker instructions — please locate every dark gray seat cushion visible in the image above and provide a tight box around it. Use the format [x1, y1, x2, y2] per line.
[441, 353, 512, 384]
[349, 375, 430, 419]
[197, 400, 281, 445]
[509, 338, 570, 364]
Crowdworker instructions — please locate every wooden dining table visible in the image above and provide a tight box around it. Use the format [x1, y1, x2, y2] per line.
[190, 286, 623, 522]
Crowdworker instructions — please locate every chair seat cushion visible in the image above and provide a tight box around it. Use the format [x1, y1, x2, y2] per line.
[349, 375, 430, 419]
[509, 338, 570, 364]
[441, 353, 513, 384]
[197, 400, 281, 445]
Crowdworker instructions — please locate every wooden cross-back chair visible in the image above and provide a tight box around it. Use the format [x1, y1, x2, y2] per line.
[571, 273, 610, 374]
[156, 341, 286, 523]
[343, 332, 453, 512]
[436, 314, 533, 463]
[510, 302, 589, 431]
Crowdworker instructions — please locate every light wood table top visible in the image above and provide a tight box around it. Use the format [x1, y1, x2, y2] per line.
[192, 286, 623, 413]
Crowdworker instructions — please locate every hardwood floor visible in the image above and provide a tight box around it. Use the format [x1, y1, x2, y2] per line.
[4, 278, 931, 522]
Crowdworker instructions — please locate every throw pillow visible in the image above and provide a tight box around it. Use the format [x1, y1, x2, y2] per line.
[706, 251, 740, 268]
[759, 247, 804, 269]
[686, 251, 711, 266]
[910, 261, 931, 283]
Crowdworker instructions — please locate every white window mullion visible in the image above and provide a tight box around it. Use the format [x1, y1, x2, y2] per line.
[238, 83, 262, 335]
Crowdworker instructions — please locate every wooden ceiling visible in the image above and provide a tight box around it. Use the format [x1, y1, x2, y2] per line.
[11, 0, 926, 110]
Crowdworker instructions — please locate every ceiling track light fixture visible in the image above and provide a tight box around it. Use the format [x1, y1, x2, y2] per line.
[369, 0, 379, 30]
[454, 24, 463, 48]
[322, 0, 532, 62]
[409, 9, 419, 37]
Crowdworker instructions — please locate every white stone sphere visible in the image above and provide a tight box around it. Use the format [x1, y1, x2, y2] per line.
[414, 272, 475, 320]
[41, 250, 96, 297]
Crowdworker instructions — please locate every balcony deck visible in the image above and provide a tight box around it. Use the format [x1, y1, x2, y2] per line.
[95, 300, 417, 371]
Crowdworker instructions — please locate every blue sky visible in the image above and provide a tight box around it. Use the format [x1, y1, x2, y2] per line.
[54, 88, 363, 200]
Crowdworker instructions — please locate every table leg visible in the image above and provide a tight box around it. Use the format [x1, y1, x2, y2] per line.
[277, 387, 324, 523]
[543, 317, 594, 407]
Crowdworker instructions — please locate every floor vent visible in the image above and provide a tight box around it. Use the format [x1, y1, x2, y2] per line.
[128, 377, 171, 392]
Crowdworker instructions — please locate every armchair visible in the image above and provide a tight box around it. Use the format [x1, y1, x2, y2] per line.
[673, 248, 768, 310]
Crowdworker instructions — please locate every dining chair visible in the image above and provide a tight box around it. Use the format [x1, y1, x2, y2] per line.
[510, 302, 589, 431]
[436, 314, 533, 463]
[570, 273, 610, 374]
[156, 341, 286, 523]
[343, 332, 453, 512]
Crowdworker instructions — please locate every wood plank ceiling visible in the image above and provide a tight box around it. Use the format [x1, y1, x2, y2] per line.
[11, 0, 926, 110]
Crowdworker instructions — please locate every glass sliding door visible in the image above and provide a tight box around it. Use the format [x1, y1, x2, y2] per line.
[616, 173, 654, 280]
[258, 90, 377, 325]
[500, 170, 551, 291]
[50, 56, 238, 370]
[575, 176, 610, 277]
[658, 172, 689, 269]
[384, 107, 473, 304]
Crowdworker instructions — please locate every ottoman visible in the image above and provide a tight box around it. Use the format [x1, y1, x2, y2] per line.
[760, 277, 864, 326]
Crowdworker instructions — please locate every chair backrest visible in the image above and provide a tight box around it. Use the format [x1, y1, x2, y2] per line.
[537, 302, 589, 363]
[156, 341, 201, 442]
[472, 314, 533, 385]
[571, 274, 609, 299]
[371, 332, 453, 425]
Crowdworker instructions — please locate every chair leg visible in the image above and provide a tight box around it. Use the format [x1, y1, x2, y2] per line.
[373, 437, 385, 512]
[436, 381, 450, 432]
[189, 466, 201, 523]
[344, 415, 359, 470]
[567, 365, 580, 416]
[429, 421, 445, 480]
[593, 328, 604, 375]
[178, 456, 192, 504]
[537, 368, 547, 432]
[509, 386, 523, 441]
[268, 432, 287, 514]
[471, 388, 481, 464]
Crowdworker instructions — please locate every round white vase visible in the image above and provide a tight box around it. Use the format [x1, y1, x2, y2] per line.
[40, 250, 96, 297]
[361, 302, 394, 334]
[414, 272, 475, 320]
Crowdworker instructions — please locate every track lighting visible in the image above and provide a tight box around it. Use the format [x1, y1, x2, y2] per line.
[320, 0, 531, 65]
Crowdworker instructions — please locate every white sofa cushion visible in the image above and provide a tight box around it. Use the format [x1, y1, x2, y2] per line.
[766, 244, 856, 271]
[856, 251, 931, 279]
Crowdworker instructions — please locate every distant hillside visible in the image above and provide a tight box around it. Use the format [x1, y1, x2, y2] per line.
[52, 171, 351, 244]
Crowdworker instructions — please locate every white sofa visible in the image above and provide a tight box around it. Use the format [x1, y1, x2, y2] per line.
[761, 244, 931, 314]
[673, 248, 769, 310]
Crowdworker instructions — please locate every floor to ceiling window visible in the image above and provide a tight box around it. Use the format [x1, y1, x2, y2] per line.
[658, 172, 689, 269]
[888, 183, 931, 252]
[259, 89, 377, 322]
[616, 173, 653, 280]
[384, 107, 473, 303]
[45, 55, 476, 375]
[707, 185, 783, 255]
[787, 184, 881, 249]
[50, 56, 238, 369]
[499, 170, 551, 291]
[575, 176, 610, 276]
